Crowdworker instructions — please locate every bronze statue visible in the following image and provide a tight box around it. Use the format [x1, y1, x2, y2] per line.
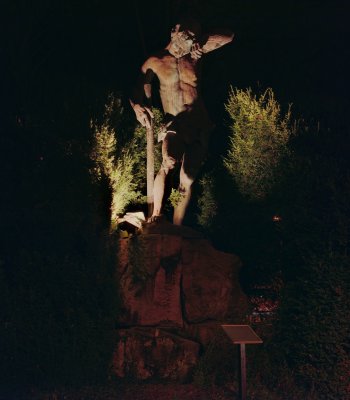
[130, 17, 234, 225]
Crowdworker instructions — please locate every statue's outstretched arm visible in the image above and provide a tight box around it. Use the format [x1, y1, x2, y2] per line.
[200, 30, 234, 53]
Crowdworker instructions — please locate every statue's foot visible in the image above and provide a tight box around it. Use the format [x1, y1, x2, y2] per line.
[147, 214, 165, 224]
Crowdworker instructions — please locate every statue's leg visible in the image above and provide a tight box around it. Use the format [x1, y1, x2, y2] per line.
[152, 166, 168, 219]
[173, 166, 193, 226]
[173, 139, 206, 226]
[150, 132, 183, 222]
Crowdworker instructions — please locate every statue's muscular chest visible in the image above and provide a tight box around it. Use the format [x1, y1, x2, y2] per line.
[156, 56, 198, 87]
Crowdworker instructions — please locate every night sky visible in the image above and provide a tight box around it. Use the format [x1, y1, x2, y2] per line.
[1, 0, 348, 130]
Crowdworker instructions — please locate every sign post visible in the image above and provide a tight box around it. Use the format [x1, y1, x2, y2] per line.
[221, 325, 263, 400]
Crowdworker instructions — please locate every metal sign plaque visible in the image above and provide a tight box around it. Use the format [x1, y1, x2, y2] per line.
[221, 324, 263, 344]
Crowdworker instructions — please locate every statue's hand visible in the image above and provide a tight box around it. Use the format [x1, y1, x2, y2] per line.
[133, 104, 154, 129]
[157, 121, 173, 142]
[190, 42, 203, 60]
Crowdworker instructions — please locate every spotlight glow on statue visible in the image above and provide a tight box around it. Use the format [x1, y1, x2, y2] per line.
[130, 17, 234, 225]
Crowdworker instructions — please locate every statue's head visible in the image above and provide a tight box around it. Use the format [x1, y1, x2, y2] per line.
[169, 17, 201, 58]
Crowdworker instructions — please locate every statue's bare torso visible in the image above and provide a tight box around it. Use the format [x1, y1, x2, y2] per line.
[142, 51, 201, 116]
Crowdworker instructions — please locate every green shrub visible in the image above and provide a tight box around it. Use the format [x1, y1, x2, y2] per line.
[0, 126, 119, 390]
[224, 87, 292, 201]
[196, 172, 218, 230]
[273, 151, 350, 399]
[90, 95, 164, 230]
[276, 252, 350, 399]
[90, 95, 141, 230]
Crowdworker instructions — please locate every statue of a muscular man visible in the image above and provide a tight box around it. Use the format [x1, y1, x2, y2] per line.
[130, 17, 234, 225]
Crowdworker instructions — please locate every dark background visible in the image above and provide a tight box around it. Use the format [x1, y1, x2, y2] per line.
[1, 0, 348, 222]
[1, 0, 348, 130]
[0, 0, 349, 395]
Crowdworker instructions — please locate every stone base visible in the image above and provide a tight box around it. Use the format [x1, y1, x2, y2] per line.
[112, 327, 200, 382]
[114, 220, 248, 381]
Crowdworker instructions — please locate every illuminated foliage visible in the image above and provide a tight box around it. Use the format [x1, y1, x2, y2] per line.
[90, 95, 141, 230]
[224, 87, 292, 200]
[196, 173, 218, 229]
[90, 96, 165, 230]
[168, 188, 185, 208]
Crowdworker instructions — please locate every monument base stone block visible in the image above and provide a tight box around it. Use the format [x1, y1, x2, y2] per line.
[113, 220, 248, 381]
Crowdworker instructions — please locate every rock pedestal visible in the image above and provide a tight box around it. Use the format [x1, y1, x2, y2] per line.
[113, 220, 248, 381]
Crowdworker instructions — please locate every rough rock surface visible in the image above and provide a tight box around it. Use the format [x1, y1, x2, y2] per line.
[113, 220, 248, 381]
[113, 328, 200, 381]
[118, 234, 184, 327]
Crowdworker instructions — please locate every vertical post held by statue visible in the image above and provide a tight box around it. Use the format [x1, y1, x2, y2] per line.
[146, 122, 154, 218]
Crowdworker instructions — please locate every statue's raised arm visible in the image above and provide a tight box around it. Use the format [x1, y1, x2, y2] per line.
[200, 29, 234, 53]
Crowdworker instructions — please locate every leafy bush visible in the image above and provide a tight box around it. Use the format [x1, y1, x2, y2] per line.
[220, 89, 350, 399]
[273, 153, 350, 399]
[224, 87, 292, 201]
[196, 172, 218, 230]
[90, 95, 141, 230]
[276, 253, 350, 399]
[90, 95, 164, 230]
[0, 125, 119, 391]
